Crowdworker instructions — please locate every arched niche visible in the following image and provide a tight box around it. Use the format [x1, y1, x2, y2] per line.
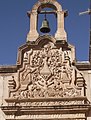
[27, 0, 67, 42]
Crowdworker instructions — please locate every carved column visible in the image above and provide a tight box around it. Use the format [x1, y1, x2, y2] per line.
[27, 11, 39, 41]
[55, 11, 67, 41]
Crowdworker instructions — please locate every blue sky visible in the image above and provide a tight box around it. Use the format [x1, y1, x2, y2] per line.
[0, 0, 90, 65]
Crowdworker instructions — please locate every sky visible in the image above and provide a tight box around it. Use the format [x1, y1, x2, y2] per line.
[0, 0, 90, 65]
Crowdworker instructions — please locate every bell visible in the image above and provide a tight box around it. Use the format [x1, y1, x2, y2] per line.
[40, 18, 50, 33]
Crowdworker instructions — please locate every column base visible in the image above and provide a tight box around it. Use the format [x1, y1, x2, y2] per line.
[27, 31, 39, 42]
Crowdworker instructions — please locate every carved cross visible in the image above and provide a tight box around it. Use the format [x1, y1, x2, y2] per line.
[79, 0, 91, 62]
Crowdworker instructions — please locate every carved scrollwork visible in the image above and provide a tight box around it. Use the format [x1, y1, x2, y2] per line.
[9, 42, 85, 99]
[8, 76, 16, 90]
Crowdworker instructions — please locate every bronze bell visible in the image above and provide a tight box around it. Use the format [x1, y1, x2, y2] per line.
[40, 18, 50, 33]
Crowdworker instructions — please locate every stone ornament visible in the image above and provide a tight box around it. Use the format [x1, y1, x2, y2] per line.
[8, 41, 85, 99]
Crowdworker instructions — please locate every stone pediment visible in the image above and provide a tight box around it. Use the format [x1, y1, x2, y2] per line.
[8, 36, 85, 99]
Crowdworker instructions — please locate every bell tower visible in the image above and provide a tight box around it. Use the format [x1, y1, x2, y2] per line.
[27, 0, 67, 41]
[0, 0, 91, 120]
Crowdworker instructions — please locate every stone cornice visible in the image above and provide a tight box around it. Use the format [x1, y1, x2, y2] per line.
[75, 62, 91, 70]
[1, 97, 90, 116]
[0, 65, 17, 73]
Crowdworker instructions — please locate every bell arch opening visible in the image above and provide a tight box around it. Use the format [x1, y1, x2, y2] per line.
[27, 0, 67, 42]
[37, 3, 57, 12]
[37, 6, 57, 35]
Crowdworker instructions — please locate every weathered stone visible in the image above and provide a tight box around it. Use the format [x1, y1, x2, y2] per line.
[0, 0, 91, 120]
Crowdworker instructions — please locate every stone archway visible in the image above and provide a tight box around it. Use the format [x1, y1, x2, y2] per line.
[27, 0, 67, 41]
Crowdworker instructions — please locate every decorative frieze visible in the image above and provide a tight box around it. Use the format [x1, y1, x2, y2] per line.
[6, 113, 85, 120]
[7, 99, 84, 107]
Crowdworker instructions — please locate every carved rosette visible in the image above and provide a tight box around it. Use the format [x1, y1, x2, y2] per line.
[8, 42, 85, 99]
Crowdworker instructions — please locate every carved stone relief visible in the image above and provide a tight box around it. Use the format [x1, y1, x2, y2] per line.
[8, 42, 85, 99]
[6, 114, 85, 120]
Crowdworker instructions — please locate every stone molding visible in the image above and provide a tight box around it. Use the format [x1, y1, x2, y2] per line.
[1, 97, 89, 120]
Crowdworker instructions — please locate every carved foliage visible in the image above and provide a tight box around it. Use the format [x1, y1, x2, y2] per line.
[9, 42, 85, 98]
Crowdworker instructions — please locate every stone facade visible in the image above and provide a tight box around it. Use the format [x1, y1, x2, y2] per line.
[0, 0, 91, 120]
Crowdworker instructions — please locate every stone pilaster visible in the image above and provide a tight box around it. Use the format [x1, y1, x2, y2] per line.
[55, 11, 67, 41]
[27, 11, 39, 41]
